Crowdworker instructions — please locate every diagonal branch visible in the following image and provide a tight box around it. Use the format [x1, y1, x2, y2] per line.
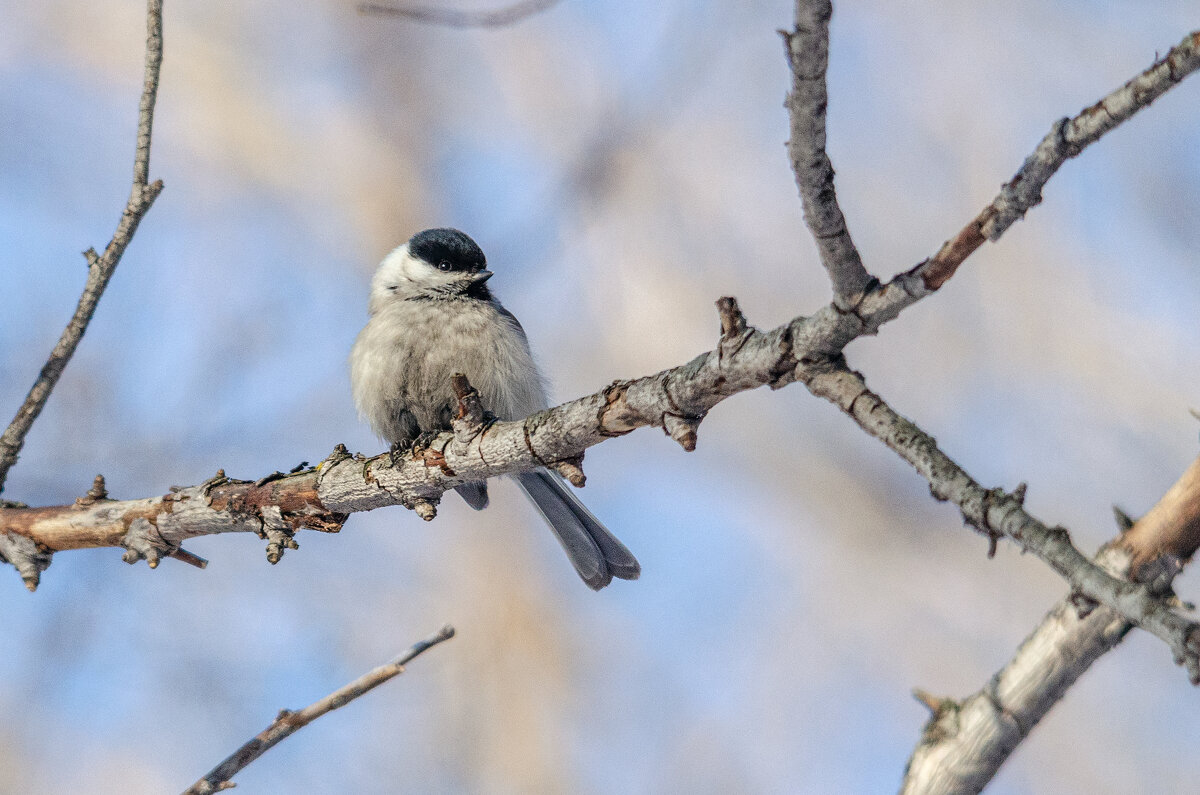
[901, 456, 1200, 794]
[781, 0, 875, 309]
[0, 0, 166, 495]
[182, 624, 455, 795]
[851, 29, 1200, 336]
[357, 0, 563, 29]
[799, 358, 1200, 682]
[914, 30, 1200, 291]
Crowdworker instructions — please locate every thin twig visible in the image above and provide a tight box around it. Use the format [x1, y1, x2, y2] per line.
[853, 29, 1200, 334]
[358, 0, 562, 28]
[182, 625, 455, 795]
[0, 0, 166, 494]
[915, 30, 1200, 291]
[781, 0, 875, 309]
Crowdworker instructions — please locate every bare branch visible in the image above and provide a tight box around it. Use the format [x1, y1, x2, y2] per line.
[914, 30, 1200, 291]
[841, 29, 1200, 339]
[358, 0, 563, 29]
[781, 0, 875, 309]
[901, 456, 1200, 793]
[0, 0, 166, 494]
[800, 359, 1200, 683]
[3, 297, 1196, 690]
[182, 624, 455, 795]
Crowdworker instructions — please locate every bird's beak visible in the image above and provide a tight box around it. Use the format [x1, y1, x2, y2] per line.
[472, 270, 494, 284]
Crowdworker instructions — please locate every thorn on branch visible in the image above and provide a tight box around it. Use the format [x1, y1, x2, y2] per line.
[1067, 591, 1098, 620]
[254, 471, 287, 487]
[202, 469, 230, 497]
[451, 373, 489, 445]
[1167, 594, 1196, 612]
[90, 474, 108, 500]
[550, 456, 586, 488]
[169, 547, 209, 569]
[1012, 482, 1027, 505]
[413, 499, 437, 521]
[75, 474, 110, 506]
[1113, 505, 1136, 533]
[716, 296, 747, 339]
[263, 530, 299, 565]
[662, 413, 701, 452]
[259, 507, 298, 565]
[121, 517, 170, 569]
[0, 533, 53, 591]
[321, 444, 351, 471]
[83, 248, 100, 268]
[911, 687, 956, 717]
[716, 296, 754, 366]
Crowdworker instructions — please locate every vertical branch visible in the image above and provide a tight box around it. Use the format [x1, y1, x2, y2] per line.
[0, 0, 166, 494]
[782, 0, 874, 309]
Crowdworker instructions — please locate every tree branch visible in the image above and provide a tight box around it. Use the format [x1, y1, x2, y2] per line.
[800, 359, 1200, 682]
[357, 0, 563, 29]
[849, 28, 1200, 337]
[901, 456, 1200, 793]
[182, 624, 455, 795]
[0, 0, 166, 495]
[781, 0, 875, 309]
[916, 30, 1200, 291]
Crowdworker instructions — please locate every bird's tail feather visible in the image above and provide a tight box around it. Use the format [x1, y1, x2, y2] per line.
[455, 482, 489, 510]
[515, 469, 640, 590]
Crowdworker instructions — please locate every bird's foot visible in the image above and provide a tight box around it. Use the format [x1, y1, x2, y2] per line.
[411, 430, 440, 455]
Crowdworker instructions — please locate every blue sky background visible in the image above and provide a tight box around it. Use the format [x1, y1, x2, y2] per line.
[2, 1, 1199, 792]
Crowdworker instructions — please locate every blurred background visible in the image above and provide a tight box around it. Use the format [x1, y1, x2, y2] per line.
[2, 1, 1198, 792]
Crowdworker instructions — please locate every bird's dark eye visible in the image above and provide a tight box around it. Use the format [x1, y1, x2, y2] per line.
[437, 260, 453, 272]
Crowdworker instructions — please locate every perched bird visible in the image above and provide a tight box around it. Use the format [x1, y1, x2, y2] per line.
[349, 228, 640, 590]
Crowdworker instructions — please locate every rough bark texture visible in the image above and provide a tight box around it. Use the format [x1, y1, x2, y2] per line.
[782, 0, 875, 309]
[901, 457, 1200, 794]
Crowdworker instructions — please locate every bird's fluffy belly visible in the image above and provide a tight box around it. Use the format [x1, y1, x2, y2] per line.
[349, 298, 546, 445]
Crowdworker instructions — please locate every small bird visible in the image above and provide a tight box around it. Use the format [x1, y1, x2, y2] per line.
[349, 228, 640, 590]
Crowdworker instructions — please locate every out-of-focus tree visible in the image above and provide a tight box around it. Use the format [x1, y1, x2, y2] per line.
[2, 1, 1199, 793]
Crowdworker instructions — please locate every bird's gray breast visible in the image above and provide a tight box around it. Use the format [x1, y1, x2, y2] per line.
[349, 296, 547, 445]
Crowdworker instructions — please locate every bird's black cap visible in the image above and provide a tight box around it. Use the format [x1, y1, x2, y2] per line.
[408, 228, 487, 273]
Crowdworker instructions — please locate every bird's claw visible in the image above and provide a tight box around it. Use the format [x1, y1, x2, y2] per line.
[412, 430, 440, 454]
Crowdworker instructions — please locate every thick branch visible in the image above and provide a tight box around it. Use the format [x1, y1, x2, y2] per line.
[4, 299, 1197, 691]
[782, 0, 875, 308]
[182, 624, 455, 795]
[357, 0, 562, 28]
[0, 0, 166, 494]
[800, 360, 1200, 682]
[901, 456, 1200, 794]
[0, 298, 823, 583]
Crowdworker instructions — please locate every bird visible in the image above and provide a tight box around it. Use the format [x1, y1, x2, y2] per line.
[349, 228, 640, 590]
